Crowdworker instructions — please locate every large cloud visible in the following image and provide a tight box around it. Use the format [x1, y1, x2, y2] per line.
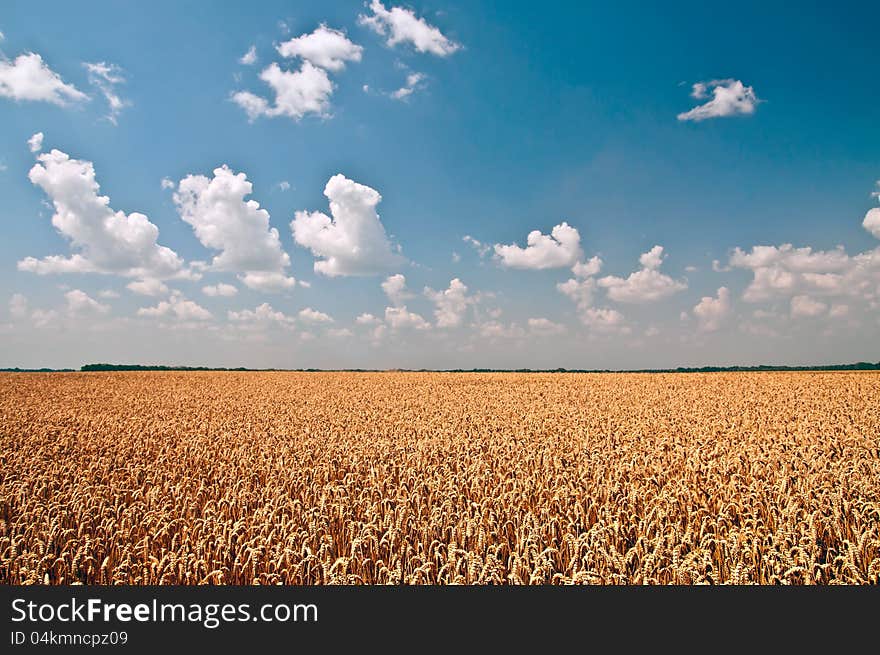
[0, 53, 88, 105]
[291, 174, 404, 276]
[598, 246, 687, 302]
[232, 61, 333, 121]
[677, 79, 759, 122]
[173, 165, 295, 292]
[494, 222, 582, 270]
[277, 25, 363, 72]
[729, 243, 880, 303]
[358, 1, 460, 56]
[20, 147, 186, 279]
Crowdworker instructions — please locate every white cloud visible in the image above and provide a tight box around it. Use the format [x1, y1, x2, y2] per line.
[27, 132, 44, 153]
[298, 307, 334, 324]
[790, 295, 827, 317]
[228, 302, 295, 326]
[385, 305, 430, 330]
[692, 286, 731, 332]
[639, 245, 665, 270]
[291, 173, 404, 276]
[20, 147, 186, 279]
[463, 235, 490, 258]
[173, 165, 295, 291]
[571, 256, 602, 278]
[0, 53, 88, 105]
[359, 1, 460, 56]
[382, 273, 412, 305]
[65, 289, 109, 315]
[424, 278, 475, 327]
[160, 177, 175, 190]
[126, 278, 169, 296]
[528, 317, 566, 336]
[390, 72, 425, 100]
[203, 283, 238, 297]
[356, 312, 381, 325]
[598, 246, 687, 303]
[97, 289, 120, 299]
[239, 45, 258, 66]
[138, 292, 211, 321]
[477, 320, 525, 340]
[9, 293, 28, 319]
[327, 327, 353, 338]
[232, 61, 333, 121]
[580, 307, 629, 333]
[729, 242, 880, 303]
[277, 25, 363, 72]
[84, 62, 130, 125]
[558, 276, 597, 311]
[494, 222, 582, 270]
[277, 181, 291, 192]
[677, 79, 759, 122]
[864, 208, 880, 240]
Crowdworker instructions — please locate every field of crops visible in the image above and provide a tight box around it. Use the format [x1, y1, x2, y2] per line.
[1, 371, 878, 585]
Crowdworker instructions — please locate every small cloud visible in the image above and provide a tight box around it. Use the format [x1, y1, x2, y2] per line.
[28, 132, 44, 153]
[239, 45, 258, 66]
[677, 79, 760, 122]
[160, 177, 175, 190]
[83, 62, 131, 125]
[277, 180, 291, 192]
[390, 72, 425, 101]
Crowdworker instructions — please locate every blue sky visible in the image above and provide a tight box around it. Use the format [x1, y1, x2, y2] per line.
[1, 0, 878, 369]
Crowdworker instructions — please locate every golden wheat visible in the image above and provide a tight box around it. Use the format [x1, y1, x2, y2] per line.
[1, 371, 878, 585]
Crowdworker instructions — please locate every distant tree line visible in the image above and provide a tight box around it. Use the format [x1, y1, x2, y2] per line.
[2, 362, 877, 373]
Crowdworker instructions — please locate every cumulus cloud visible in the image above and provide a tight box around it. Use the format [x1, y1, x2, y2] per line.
[65, 289, 109, 315]
[138, 291, 211, 321]
[232, 61, 333, 121]
[356, 312, 381, 325]
[0, 53, 88, 105]
[228, 302, 295, 327]
[598, 246, 687, 303]
[20, 146, 186, 279]
[677, 79, 759, 122]
[424, 278, 475, 327]
[729, 242, 880, 304]
[692, 286, 731, 332]
[298, 307, 334, 324]
[239, 45, 258, 66]
[27, 132, 44, 153]
[277, 25, 363, 72]
[558, 276, 597, 311]
[571, 256, 602, 278]
[580, 307, 629, 333]
[790, 295, 827, 318]
[173, 165, 295, 292]
[385, 305, 430, 330]
[528, 317, 566, 336]
[382, 273, 412, 305]
[494, 222, 582, 270]
[84, 62, 130, 124]
[477, 320, 525, 340]
[390, 72, 425, 100]
[865, 183, 880, 239]
[126, 278, 169, 296]
[291, 174, 404, 276]
[358, 1, 460, 56]
[203, 283, 238, 297]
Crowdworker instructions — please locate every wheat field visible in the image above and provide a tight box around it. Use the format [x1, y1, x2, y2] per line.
[1, 371, 878, 585]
